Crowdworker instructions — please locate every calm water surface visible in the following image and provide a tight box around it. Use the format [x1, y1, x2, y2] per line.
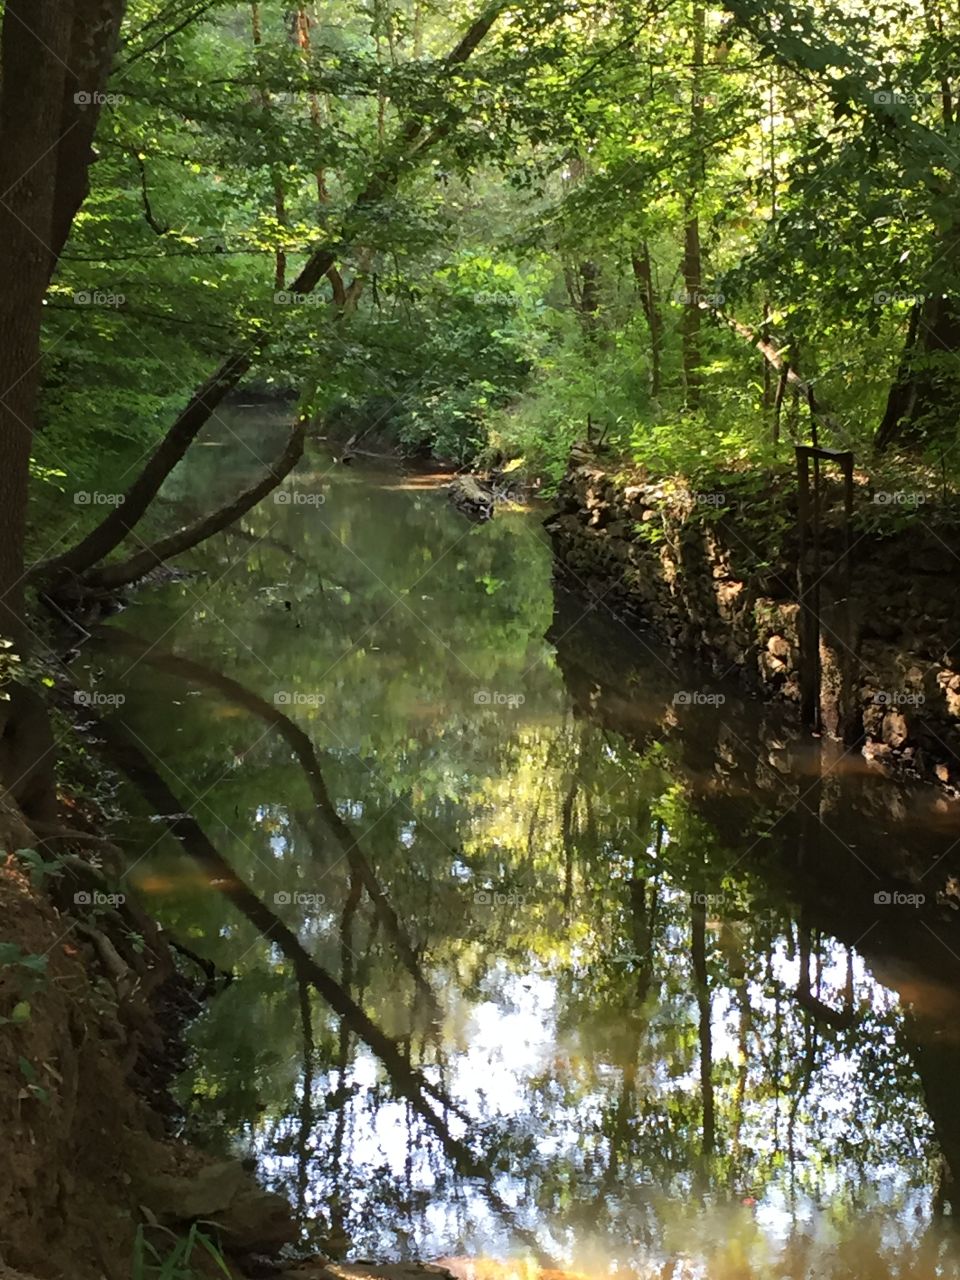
[79, 408, 960, 1279]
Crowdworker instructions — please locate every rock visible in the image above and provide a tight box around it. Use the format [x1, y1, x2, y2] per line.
[448, 475, 494, 522]
[136, 1159, 247, 1220]
[881, 710, 909, 748]
[135, 1158, 296, 1256]
[760, 652, 787, 680]
[214, 1185, 298, 1253]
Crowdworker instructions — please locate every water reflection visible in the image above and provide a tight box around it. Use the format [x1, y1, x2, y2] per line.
[76, 407, 960, 1278]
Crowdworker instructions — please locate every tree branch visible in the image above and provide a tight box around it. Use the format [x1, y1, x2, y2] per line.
[79, 419, 305, 592]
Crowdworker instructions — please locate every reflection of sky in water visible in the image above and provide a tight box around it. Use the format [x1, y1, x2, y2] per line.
[251, 929, 937, 1271]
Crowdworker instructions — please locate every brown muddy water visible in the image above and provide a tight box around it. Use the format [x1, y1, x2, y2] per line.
[74, 407, 960, 1280]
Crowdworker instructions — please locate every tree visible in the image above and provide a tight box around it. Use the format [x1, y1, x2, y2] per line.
[0, 0, 126, 816]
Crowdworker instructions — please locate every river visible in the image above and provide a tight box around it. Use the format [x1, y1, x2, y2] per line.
[79, 406, 960, 1279]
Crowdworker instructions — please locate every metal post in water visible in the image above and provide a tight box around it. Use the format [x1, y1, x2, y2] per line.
[795, 445, 855, 736]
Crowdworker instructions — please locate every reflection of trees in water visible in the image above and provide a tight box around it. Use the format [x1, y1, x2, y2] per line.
[85, 495, 960, 1272]
[551, 601, 960, 1227]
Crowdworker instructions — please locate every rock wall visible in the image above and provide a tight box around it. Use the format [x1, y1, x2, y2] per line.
[545, 458, 960, 791]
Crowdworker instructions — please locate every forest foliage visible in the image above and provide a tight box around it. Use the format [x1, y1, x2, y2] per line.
[30, 0, 960, 543]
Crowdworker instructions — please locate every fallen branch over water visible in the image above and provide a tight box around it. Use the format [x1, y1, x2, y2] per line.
[73, 420, 306, 594]
[33, 4, 507, 589]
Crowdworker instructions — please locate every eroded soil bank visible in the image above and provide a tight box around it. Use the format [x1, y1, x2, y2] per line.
[546, 454, 960, 792]
[0, 800, 302, 1280]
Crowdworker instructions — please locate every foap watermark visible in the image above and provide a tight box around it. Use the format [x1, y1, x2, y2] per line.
[874, 889, 925, 907]
[672, 89, 717, 109]
[74, 690, 125, 708]
[873, 490, 927, 506]
[472, 290, 519, 307]
[873, 689, 925, 707]
[873, 289, 926, 306]
[274, 890, 326, 907]
[673, 288, 725, 308]
[693, 491, 729, 508]
[274, 690, 325, 707]
[673, 690, 726, 707]
[691, 891, 727, 909]
[474, 889, 527, 907]
[74, 90, 125, 108]
[274, 489, 325, 506]
[73, 290, 125, 308]
[474, 689, 525, 709]
[74, 889, 126, 907]
[873, 89, 932, 107]
[274, 290, 324, 307]
[74, 490, 125, 507]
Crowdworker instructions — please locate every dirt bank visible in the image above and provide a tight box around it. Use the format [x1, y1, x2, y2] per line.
[0, 799, 297, 1280]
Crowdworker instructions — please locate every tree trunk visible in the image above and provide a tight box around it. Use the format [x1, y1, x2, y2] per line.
[578, 259, 601, 333]
[0, 3, 75, 651]
[632, 244, 663, 397]
[296, 5, 329, 206]
[874, 302, 921, 450]
[52, 0, 128, 265]
[875, 288, 960, 451]
[875, 71, 960, 452]
[682, 3, 706, 409]
[691, 895, 715, 1165]
[251, 1, 288, 290]
[0, 0, 126, 812]
[682, 217, 702, 407]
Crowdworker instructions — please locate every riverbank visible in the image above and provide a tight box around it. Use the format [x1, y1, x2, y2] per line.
[0, 798, 304, 1279]
[546, 451, 960, 794]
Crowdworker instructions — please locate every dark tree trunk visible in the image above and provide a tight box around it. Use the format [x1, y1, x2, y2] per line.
[632, 243, 663, 397]
[0, 1, 125, 821]
[579, 259, 601, 333]
[691, 896, 715, 1164]
[251, 1, 288, 290]
[681, 3, 706, 410]
[52, 0, 128, 265]
[682, 215, 703, 407]
[875, 293, 960, 451]
[0, 3, 75, 651]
